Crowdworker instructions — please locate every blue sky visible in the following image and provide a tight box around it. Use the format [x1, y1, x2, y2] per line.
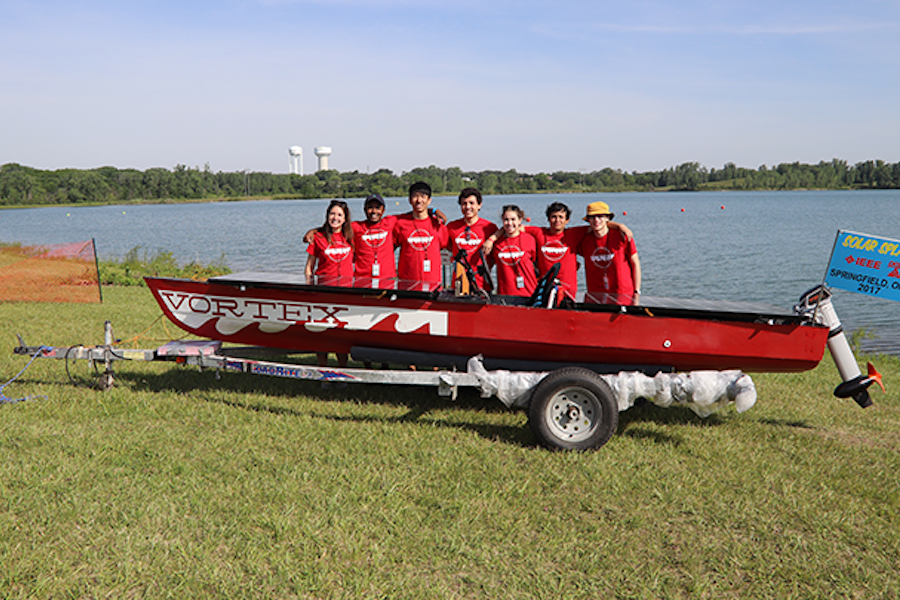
[2, 0, 899, 174]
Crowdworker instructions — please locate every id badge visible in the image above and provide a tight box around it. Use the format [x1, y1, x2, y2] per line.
[372, 262, 380, 277]
[516, 275, 525, 289]
[423, 259, 431, 273]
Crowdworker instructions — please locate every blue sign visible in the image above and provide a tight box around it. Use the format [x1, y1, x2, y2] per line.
[825, 230, 900, 302]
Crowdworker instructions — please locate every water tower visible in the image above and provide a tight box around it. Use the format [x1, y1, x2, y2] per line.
[288, 145, 303, 175]
[314, 146, 332, 171]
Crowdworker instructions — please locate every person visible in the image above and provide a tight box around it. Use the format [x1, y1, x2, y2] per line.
[305, 200, 354, 367]
[489, 205, 538, 297]
[393, 181, 448, 291]
[576, 200, 641, 305]
[483, 201, 633, 301]
[446, 187, 498, 292]
[351, 193, 397, 287]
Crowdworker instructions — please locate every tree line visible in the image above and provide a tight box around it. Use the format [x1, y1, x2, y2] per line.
[2, 158, 900, 206]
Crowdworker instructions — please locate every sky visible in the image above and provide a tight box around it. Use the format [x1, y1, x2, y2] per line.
[2, 0, 899, 175]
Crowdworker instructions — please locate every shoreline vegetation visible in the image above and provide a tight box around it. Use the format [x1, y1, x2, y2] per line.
[98, 247, 232, 286]
[3, 158, 900, 208]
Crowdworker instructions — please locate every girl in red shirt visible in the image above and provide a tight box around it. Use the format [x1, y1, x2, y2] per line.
[490, 205, 538, 297]
[306, 200, 354, 283]
[305, 200, 354, 367]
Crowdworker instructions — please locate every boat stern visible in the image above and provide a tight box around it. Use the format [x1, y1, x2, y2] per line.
[795, 285, 882, 407]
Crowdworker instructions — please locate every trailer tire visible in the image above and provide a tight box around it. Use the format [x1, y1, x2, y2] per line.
[528, 367, 618, 451]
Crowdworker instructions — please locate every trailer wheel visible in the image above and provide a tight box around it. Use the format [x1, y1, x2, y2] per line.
[528, 367, 619, 451]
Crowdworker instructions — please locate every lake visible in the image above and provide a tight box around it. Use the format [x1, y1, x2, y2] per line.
[3, 189, 900, 354]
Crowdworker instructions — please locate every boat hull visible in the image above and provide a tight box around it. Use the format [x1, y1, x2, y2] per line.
[145, 275, 829, 373]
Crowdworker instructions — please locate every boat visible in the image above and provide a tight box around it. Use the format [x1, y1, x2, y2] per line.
[144, 271, 868, 383]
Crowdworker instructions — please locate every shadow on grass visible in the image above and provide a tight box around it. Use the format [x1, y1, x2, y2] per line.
[757, 417, 814, 429]
[620, 426, 683, 446]
[114, 367, 535, 448]
[51, 365, 737, 451]
[615, 401, 729, 446]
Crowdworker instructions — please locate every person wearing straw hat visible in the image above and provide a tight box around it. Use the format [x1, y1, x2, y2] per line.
[576, 200, 641, 304]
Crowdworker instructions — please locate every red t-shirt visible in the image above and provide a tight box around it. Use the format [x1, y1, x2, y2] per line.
[447, 217, 498, 289]
[393, 213, 449, 287]
[491, 232, 538, 297]
[351, 215, 397, 280]
[307, 230, 354, 283]
[526, 225, 589, 298]
[576, 229, 637, 301]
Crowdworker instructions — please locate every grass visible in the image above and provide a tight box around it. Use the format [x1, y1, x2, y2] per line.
[2, 287, 900, 598]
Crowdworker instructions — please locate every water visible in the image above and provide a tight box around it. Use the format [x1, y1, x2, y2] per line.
[3, 190, 900, 353]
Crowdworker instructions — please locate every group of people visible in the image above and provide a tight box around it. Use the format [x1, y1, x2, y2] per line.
[305, 181, 642, 304]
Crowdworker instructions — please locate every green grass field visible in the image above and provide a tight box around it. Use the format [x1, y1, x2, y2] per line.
[2, 287, 899, 598]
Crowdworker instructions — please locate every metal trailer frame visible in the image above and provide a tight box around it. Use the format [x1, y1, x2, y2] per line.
[13, 320, 629, 450]
[13, 321, 487, 401]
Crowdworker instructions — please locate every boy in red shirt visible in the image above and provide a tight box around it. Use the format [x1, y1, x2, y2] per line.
[393, 182, 448, 291]
[576, 201, 641, 305]
[446, 187, 498, 291]
[351, 193, 397, 287]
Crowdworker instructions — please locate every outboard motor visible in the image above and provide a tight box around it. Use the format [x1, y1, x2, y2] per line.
[795, 286, 883, 408]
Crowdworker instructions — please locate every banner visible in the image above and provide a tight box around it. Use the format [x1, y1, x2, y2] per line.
[825, 230, 900, 302]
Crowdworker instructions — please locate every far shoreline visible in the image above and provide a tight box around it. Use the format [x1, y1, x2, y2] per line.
[0, 185, 874, 212]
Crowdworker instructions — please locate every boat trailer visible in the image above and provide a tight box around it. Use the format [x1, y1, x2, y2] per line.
[11, 285, 882, 452]
[12, 320, 771, 451]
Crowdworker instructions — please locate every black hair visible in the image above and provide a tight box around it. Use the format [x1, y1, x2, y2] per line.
[545, 202, 571, 220]
[408, 181, 432, 198]
[458, 187, 483, 205]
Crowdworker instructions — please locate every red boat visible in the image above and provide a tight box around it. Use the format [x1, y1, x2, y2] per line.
[147, 271, 834, 375]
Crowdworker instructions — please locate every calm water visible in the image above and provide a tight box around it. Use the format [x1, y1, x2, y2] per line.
[3, 190, 900, 353]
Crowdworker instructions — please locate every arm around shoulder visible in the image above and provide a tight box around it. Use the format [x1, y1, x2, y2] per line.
[609, 221, 633, 241]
